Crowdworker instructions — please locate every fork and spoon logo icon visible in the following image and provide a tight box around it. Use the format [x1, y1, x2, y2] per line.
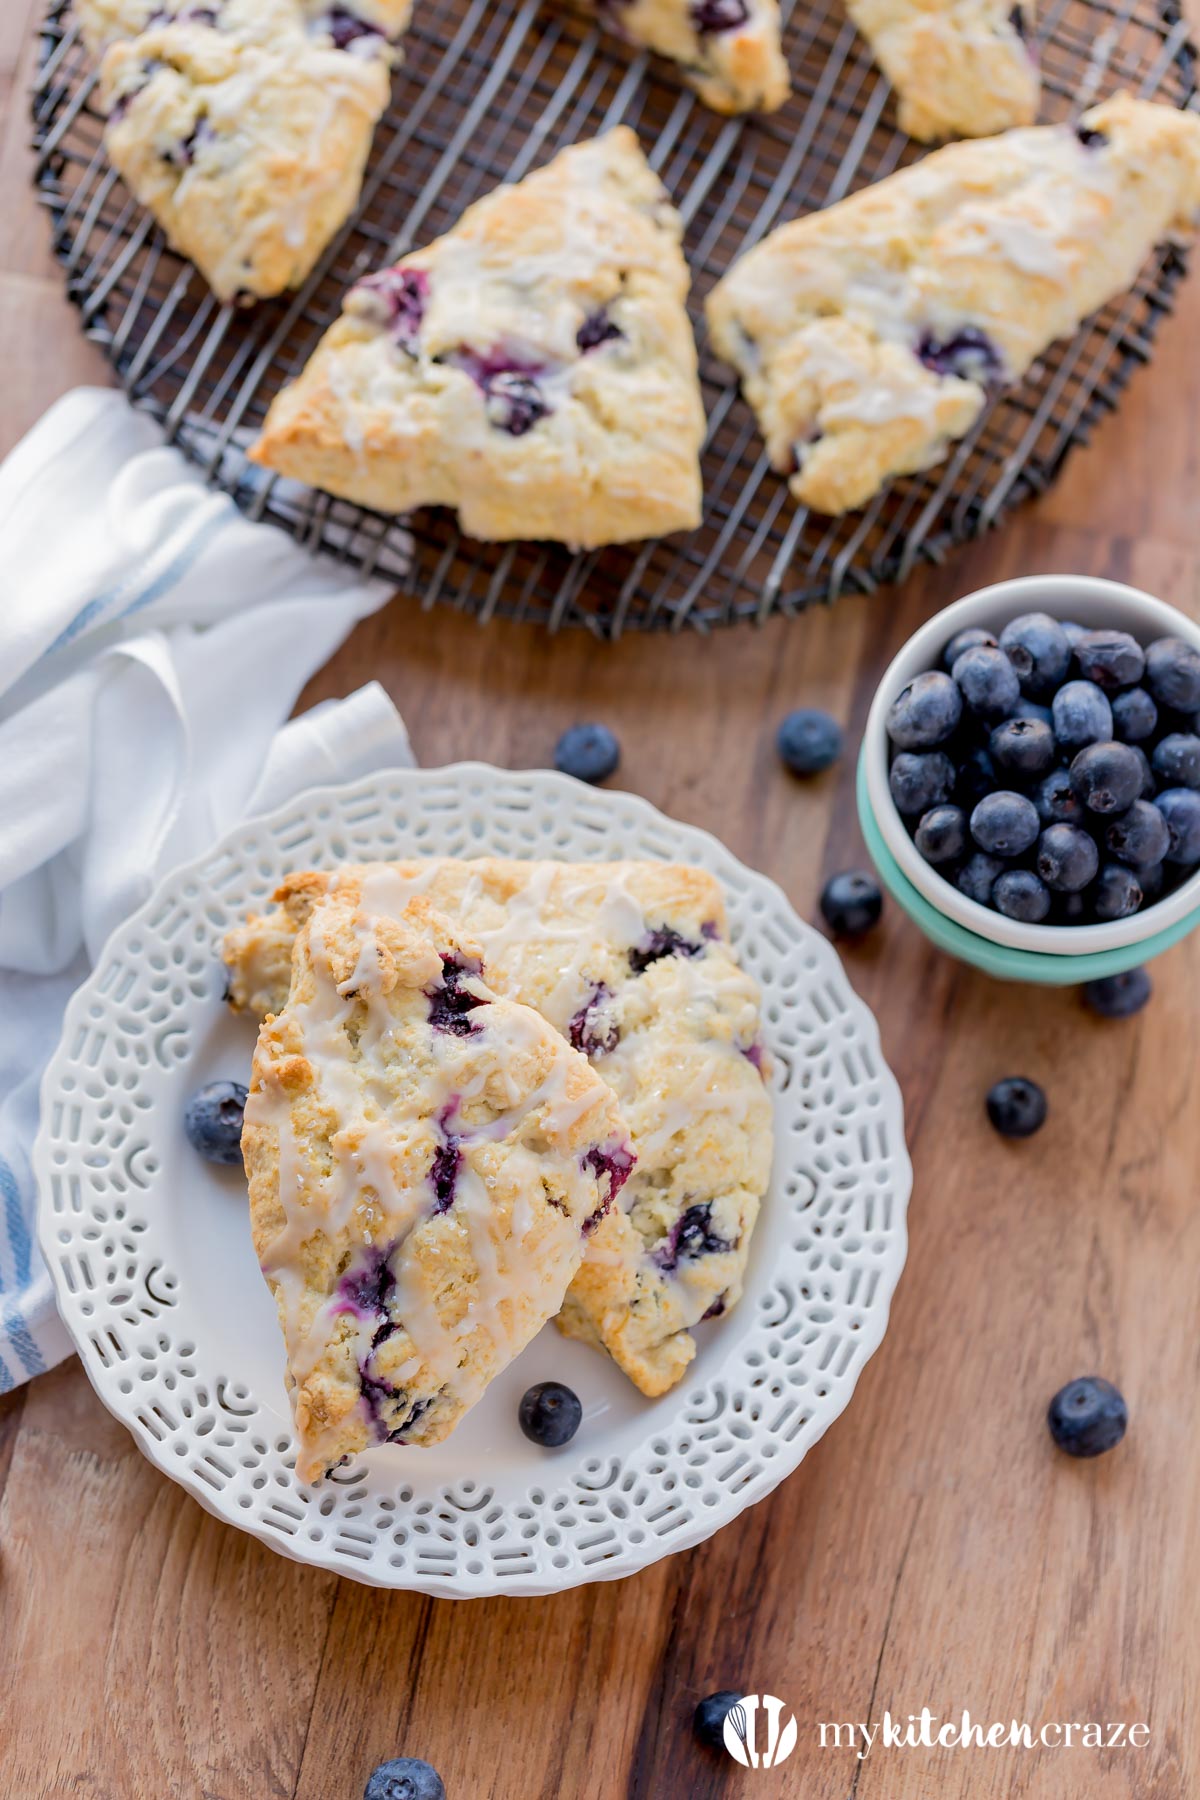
[722, 1694, 799, 1768]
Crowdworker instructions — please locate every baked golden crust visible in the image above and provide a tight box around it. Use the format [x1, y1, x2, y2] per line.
[706, 96, 1200, 515]
[576, 0, 789, 114]
[848, 0, 1038, 141]
[248, 129, 706, 547]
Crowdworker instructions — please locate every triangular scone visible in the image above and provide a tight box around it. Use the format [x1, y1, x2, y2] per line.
[576, 0, 789, 114]
[248, 129, 706, 547]
[85, 1, 411, 302]
[242, 895, 634, 1481]
[846, 0, 1038, 142]
[707, 95, 1200, 516]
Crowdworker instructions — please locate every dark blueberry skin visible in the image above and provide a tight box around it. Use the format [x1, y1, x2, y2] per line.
[914, 803, 967, 864]
[970, 790, 1039, 857]
[989, 716, 1056, 781]
[576, 307, 623, 352]
[916, 326, 1004, 383]
[691, 0, 749, 28]
[425, 954, 487, 1035]
[1111, 687, 1158, 743]
[999, 612, 1072, 699]
[778, 707, 843, 773]
[986, 1076, 1047, 1138]
[957, 852, 1004, 906]
[1154, 787, 1200, 863]
[1145, 636, 1200, 711]
[694, 1692, 744, 1751]
[1008, 697, 1054, 727]
[184, 1080, 247, 1165]
[363, 1758, 446, 1800]
[1072, 628, 1145, 692]
[993, 868, 1051, 923]
[943, 625, 997, 671]
[1092, 864, 1143, 922]
[1075, 124, 1109, 148]
[1104, 799, 1170, 870]
[952, 644, 1021, 723]
[889, 750, 955, 816]
[886, 672, 962, 749]
[820, 871, 883, 936]
[1069, 740, 1144, 815]
[518, 1381, 582, 1447]
[1047, 1377, 1127, 1458]
[1151, 732, 1200, 788]
[656, 1202, 732, 1271]
[324, 6, 388, 47]
[1131, 744, 1156, 799]
[355, 266, 428, 355]
[555, 722, 619, 783]
[1036, 823, 1099, 893]
[485, 370, 548, 436]
[629, 926, 704, 974]
[582, 1141, 635, 1214]
[1052, 680, 1113, 751]
[1084, 967, 1152, 1017]
[1034, 767, 1083, 826]
[568, 983, 619, 1056]
[954, 744, 998, 812]
[428, 1133, 460, 1213]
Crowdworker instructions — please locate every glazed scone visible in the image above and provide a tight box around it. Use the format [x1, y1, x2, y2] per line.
[242, 894, 633, 1481]
[248, 129, 706, 547]
[706, 95, 1200, 515]
[847, 0, 1038, 141]
[226, 858, 773, 1397]
[575, 0, 789, 114]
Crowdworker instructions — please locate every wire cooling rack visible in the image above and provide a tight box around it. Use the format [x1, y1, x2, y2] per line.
[31, 0, 1198, 634]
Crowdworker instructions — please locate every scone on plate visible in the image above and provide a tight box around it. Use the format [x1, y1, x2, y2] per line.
[847, 0, 1038, 141]
[571, 0, 789, 114]
[248, 129, 706, 547]
[706, 95, 1200, 515]
[242, 894, 634, 1481]
[227, 857, 774, 1399]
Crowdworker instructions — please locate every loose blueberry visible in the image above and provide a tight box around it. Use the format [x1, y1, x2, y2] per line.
[957, 852, 1004, 906]
[886, 672, 962, 749]
[952, 644, 1021, 723]
[1007, 697, 1054, 727]
[1154, 787, 1200, 863]
[1052, 680, 1113, 751]
[555, 723, 620, 784]
[184, 1080, 246, 1165]
[1034, 767, 1083, 826]
[694, 1692, 744, 1751]
[1104, 799, 1170, 870]
[1145, 636, 1200, 712]
[1111, 687, 1158, 743]
[1083, 967, 1152, 1017]
[889, 750, 955, 816]
[1060, 619, 1091, 647]
[1092, 864, 1143, 921]
[363, 1758, 445, 1800]
[986, 1076, 1046, 1137]
[1047, 1377, 1127, 1457]
[998, 612, 1072, 699]
[970, 790, 1039, 857]
[993, 868, 1051, 923]
[989, 716, 1057, 780]
[1069, 740, 1144, 814]
[1036, 822, 1099, 892]
[954, 744, 998, 812]
[914, 804, 967, 864]
[1072, 628, 1144, 692]
[819, 871, 883, 936]
[1140, 860, 1166, 904]
[1131, 744, 1156, 798]
[518, 1381, 582, 1447]
[777, 707, 843, 773]
[1151, 732, 1200, 788]
[943, 625, 997, 670]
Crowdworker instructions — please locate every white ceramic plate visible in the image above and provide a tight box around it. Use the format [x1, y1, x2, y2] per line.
[34, 765, 910, 1597]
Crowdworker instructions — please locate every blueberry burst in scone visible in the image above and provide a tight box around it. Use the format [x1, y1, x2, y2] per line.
[241, 895, 633, 1481]
[706, 95, 1200, 517]
[576, 0, 789, 114]
[77, 0, 412, 303]
[248, 129, 706, 547]
[846, 0, 1038, 141]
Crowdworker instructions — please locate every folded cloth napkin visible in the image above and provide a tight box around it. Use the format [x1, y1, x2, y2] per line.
[0, 388, 414, 1391]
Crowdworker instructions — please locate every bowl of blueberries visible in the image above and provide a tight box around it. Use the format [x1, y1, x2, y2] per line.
[857, 574, 1200, 982]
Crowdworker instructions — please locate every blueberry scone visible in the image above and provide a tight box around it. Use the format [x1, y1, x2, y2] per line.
[706, 95, 1200, 516]
[575, 0, 789, 114]
[226, 858, 773, 1397]
[242, 894, 633, 1480]
[248, 129, 706, 547]
[847, 0, 1038, 142]
[77, 0, 411, 302]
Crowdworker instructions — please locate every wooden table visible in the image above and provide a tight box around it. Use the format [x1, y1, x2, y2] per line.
[3, 6, 1200, 1794]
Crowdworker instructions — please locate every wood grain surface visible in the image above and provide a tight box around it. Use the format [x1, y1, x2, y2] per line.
[2, 4, 1199, 1794]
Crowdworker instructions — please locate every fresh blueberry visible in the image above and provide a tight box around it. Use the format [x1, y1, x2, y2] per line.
[1154, 787, 1200, 863]
[1060, 619, 1091, 647]
[1007, 697, 1054, 727]
[1034, 767, 1083, 826]
[989, 716, 1056, 780]
[694, 1692, 744, 1751]
[954, 744, 998, 812]
[943, 625, 997, 670]
[970, 790, 1039, 856]
[1083, 967, 1152, 1017]
[915, 326, 1004, 383]
[1036, 823, 1099, 892]
[952, 644, 1021, 723]
[1152, 732, 1200, 788]
[1052, 680, 1113, 751]
[1092, 864, 1143, 921]
[518, 1381, 582, 1447]
[1131, 744, 1156, 798]
[1140, 860, 1165, 904]
[998, 612, 1072, 699]
[889, 750, 955, 816]
[777, 707, 843, 773]
[1054, 890, 1090, 926]
[184, 1080, 246, 1165]
[1104, 798, 1170, 869]
[1072, 628, 1145, 692]
[986, 1076, 1047, 1138]
[1111, 687, 1158, 743]
[1145, 636, 1200, 711]
[957, 852, 1005, 906]
[1047, 1377, 1127, 1457]
[363, 1759, 445, 1800]
[886, 672, 963, 749]
[555, 723, 619, 784]
[993, 868, 1051, 922]
[1069, 740, 1144, 814]
[914, 804, 967, 864]
[819, 871, 883, 936]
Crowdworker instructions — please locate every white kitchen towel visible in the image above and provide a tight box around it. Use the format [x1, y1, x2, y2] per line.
[0, 388, 415, 1391]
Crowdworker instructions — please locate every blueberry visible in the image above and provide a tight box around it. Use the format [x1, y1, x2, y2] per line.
[1140, 860, 1165, 904]
[970, 790, 1039, 856]
[325, 8, 388, 49]
[1060, 619, 1091, 647]
[1072, 628, 1144, 692]
[1052, 680, 1113, 751]
[1111, 687, 1158, 743]
[916, 326, 1004, 383]
[1007, 697, 1054, 727]
[1092, 864, 1143, 921]
[555, 723, 619, 784]
[943, 625, 997, 670]
[184, 1080, 247, 1165]
[889, 750, 955, 816]
[957, 852, 1004, 906]
[952, 644, 1021, 722]
[518, 1381, 582, 1447]
[694, 1692, 744, 1751]
[1145, 636, 1200, 711]
[1054, 890, 1090, 925]
[1132, 744, 1156, 798]
[777, 707, 843, 773]
[1069, 741, 1144, 814]
[355, 267, 429, 355]
[1104, 799, 1170, 868]
[993, 868, 1051, 922]
[820, 871, 883, 936]
[1152, 732, 1200, 788]
[1036, 823, 1099, 893]
[576, 307, 623, 352]
[954, 744, 998, 811]
[886, 671, 962, 749]
[998, 611, 1072, 699]
[1047, 1377, 1127, 1457]
[989, 716, 1056, 780]
[914, 804, 967, 864]
[363, 1758, 445, 1800]
[1083, 967, 1152, 1017]
[1034, 767, 1083, 826]
[426, 954, 487, 1036]
[690, 0, 749, 31]
[486, 371, 548, 436]
[986, 1076, 1047, 1138]
[1154, 787, 1200, 863]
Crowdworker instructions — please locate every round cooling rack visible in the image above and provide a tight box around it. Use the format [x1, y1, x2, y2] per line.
[33, 766, 911, 1596]
[31, 0, 1198, 634]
